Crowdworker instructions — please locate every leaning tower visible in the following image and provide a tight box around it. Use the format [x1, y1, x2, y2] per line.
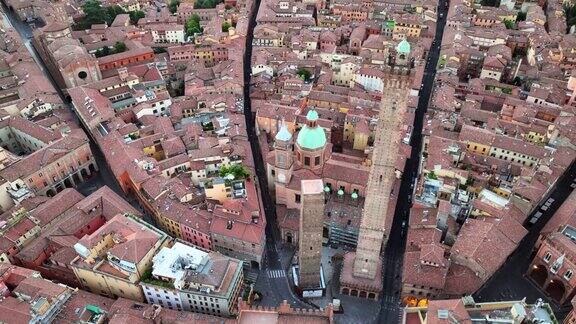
[339, 39, 413, 299]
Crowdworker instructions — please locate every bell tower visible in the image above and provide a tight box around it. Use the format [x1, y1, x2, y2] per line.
[273, 120, 294, 184]
[395, 38, 411, 66]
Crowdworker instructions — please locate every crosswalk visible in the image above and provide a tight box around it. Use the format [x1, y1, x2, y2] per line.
[267, 269, 286, 278]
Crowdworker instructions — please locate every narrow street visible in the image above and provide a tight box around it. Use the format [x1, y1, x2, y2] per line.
[242, 0, 311, 309]
[378, 1, 449, 322]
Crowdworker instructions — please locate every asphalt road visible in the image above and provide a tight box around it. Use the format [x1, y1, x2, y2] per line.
[242, 0, 311, 309]
[378, 1, 449, 323]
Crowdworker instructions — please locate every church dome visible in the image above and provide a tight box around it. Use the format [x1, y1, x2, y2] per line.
[306, 109, 319, 121]
[397, 38, 411, 54]
[297, 110, 326, 150]
[275, 122, 292, 142]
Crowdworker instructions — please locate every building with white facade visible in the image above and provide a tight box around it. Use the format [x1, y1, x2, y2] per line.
[151, 24, 185, 44]
[141, 241, 244, 317]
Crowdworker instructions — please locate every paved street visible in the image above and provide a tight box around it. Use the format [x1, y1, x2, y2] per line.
[242, 0, 311, 309]
[377, 1, 450, 323]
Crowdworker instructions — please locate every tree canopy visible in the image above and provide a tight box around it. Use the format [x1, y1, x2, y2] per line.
[185, 14, 203, 37]
[114, 41, 127, 53]
[222, 21, 232, 32]
[503, 19, 515, 29]
[480, 0, 500, 7]
[74, 0, 128, 30]
[566, 3, 576, 31]
[296, 68, 312, 82]
[219, 164, 250, 180]
[94, 42, 127, 58]
[129, 10, 145, 24]
[194, 0, 222, 9]
[169, 0, 181, 13]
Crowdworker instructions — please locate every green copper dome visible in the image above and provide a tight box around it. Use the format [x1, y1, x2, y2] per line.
[306, 109, 319, 121]
[275, 122, 292, 142]
[297, 125, 327, 150]
[397, 39, 411, 54]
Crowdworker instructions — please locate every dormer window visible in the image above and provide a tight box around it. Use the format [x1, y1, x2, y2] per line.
[565, 270, 573, 281]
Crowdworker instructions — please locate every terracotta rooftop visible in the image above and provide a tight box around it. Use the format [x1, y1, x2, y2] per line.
[0, 130, 88, 182]
[76, 214, 164, 265]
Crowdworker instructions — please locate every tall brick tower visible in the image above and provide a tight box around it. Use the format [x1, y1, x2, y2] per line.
[339, 38, 413, 299]
[353, 77, 410, 278]
[298, 179, 325, 289]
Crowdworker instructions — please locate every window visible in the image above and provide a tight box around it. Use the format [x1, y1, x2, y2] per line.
[544, 252, 552, 263]
[295, 194, 301, 203]
[565, 270, 573, 280]
[304, 156, 310, 166]
[315, 156, 320, 165]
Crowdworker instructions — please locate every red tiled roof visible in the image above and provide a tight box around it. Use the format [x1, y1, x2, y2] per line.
[452, 216, 526, 279]
[0, 131, 89, 181]
[31, 188, 84, 226]
[77, 214, 162, 264]
[426, 299, 472, 323]
[443, 263, 483, 296]
[13, 277, 67, 301]
[0, 296, 32, 323]
[97, 47, 154, 65]
[402, 249, 448, 290]
[406, 227, 443, 250]
[544, 190, 576, 234]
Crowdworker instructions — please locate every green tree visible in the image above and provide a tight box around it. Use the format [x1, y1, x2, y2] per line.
[82, 0, 105, 21]
[195, 0, 221, 9]
[95, 46, 111, 57]
[565, 3, 576, 31]
[169, 0, 181, 13]
[74, 0, 106, 29]
[104, 5, 126, 25]
[185, 14, 203, 37]
[129, 10, 145, 24]
[427, 171, 438, 180]
[74, 0, 126, 30]
[480, 0, 500, 6]
[114, 41, 127, 53]
[221, 21, 232, 32]
[516, 11, 526, 21]
[503, 19, 515, 29]
[296, 68, 312, 82]
[219, 164, 250, 180]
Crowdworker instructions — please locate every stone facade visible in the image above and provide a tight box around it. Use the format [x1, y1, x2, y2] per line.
[298, 179, 324, 289]
[528, 225, 576, 305]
